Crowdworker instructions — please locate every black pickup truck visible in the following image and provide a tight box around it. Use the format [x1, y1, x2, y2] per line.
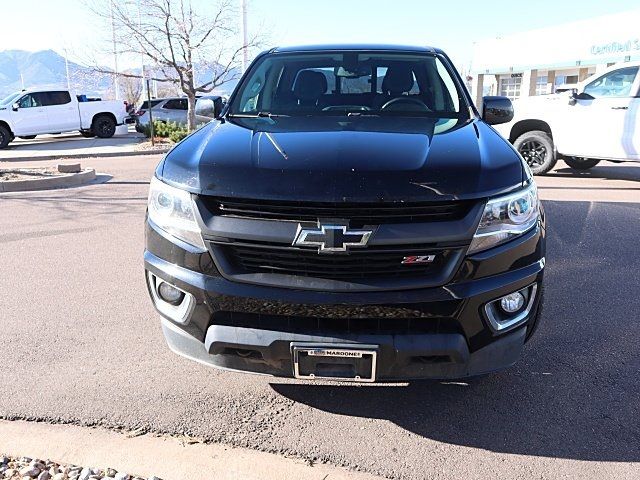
[144, 44, 545, 382]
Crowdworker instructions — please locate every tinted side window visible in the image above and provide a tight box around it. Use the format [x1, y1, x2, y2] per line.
[17, 93, 46, 108]
[141, 99, 163, 109]
[583, 67, 639, 98]
[340, 75, 371, 94]
[45, 91, 72, 106]
[163, 99, 188, 110]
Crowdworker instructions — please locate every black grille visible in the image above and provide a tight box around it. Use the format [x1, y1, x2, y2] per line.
[213, 240, 459, 280]
[211, 311, 463, 336]
[205, 197, 474, 225]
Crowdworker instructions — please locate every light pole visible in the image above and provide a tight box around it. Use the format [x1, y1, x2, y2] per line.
[110, 0, 120, 99]
[137, 0, 146, 100]
[240, 0, 248, 73]
[64, 49, 71, 90]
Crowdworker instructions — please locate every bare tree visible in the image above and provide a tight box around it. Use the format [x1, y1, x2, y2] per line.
[88, 0, 259, 130]
[119, 76, 143, 107]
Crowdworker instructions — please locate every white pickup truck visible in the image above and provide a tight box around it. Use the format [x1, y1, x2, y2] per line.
[495, 62, 640, 174]
[0, 89, 129, 149]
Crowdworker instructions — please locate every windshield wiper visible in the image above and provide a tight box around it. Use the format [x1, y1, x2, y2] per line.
[227, 111, 289, 119]
[346, 112, 379, 117]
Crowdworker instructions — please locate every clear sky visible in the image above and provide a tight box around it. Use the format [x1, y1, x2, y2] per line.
[3, 0, 640, 70]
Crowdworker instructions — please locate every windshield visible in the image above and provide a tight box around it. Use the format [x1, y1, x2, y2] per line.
[0, 92, 22, 106]
[228, 51, 468, 118]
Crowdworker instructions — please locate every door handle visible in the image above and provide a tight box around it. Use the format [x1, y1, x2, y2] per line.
[611, 106, 629, 110]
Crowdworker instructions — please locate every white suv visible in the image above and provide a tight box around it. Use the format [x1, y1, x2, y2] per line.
[495, 62, 640, 174]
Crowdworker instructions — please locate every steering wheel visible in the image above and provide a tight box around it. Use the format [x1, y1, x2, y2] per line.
[381, 97, 430, 112]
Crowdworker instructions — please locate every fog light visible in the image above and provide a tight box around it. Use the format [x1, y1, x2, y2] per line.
[500, 292, 525, 313]
[158, 281, 184, 305]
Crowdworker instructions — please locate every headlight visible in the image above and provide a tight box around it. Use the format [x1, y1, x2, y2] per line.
[468, 182, 539, 254]
[148, 176, 205, 249]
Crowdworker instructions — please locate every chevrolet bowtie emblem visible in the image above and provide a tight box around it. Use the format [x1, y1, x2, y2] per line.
[293, 224, 373, 253]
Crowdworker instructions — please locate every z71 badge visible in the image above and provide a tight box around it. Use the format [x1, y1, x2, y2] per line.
[401, 255, 436, 265]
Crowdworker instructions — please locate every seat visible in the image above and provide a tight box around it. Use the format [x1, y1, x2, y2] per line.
[374, 65, 416, 109]
[293, 70, 328, 108]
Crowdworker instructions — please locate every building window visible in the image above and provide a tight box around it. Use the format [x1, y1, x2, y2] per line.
[500, 77, 521, 99]
[556, 75, 579, 86]
[535, 76, 548, 96]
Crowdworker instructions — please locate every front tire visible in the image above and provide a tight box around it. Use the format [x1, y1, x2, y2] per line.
[92, 115, 116, 138]
[563, 157, 601, 170]
[514, 130, 557, 175]
[0, 126, 11, 149]
[80, 130, 95, 138]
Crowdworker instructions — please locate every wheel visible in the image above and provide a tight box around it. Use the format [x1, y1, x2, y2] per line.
[80, 130, 95, 138]
[18, 135, 36, 140]
[513, 130, 557, 175]
[563, 156, 601, 170]
[92, 115, 116, 138]
[0, 125, 11, 149]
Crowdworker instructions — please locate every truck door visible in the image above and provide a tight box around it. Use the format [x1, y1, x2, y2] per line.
[561, 66, 640, 160]
[10, 92, 49, 135]
[43, 91, 78, 132]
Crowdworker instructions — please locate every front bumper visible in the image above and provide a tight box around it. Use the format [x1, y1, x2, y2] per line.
[144, 218, 545, 381]
[160, 313, 529, 380]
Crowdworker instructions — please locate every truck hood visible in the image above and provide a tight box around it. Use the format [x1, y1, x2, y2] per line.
[159, 116, 525, 202]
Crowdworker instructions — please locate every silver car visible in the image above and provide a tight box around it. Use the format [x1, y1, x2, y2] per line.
[135, 96, 223, 131]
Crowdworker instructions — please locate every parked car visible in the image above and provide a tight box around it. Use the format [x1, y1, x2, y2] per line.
[135, 95, 223, 132]
[144, 44, 545, 383]
[0, 89, 129, 148]
[135, 98, 164, 117]
[495, 62, 640, 174]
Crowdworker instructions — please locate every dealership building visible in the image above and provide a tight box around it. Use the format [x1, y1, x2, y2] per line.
[470, 8, 640, 105]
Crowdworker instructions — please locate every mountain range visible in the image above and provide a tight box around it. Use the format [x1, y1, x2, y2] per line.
[0, 49, 238, 100]
[0, 50, 111, 98]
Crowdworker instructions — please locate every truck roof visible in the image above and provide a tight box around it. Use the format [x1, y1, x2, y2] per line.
[271, 44, 440, 54]
[17, 88, 72, 94]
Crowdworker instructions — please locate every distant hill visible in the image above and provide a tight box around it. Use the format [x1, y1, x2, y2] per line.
[0, 49, 112, 98]
[0, 49, 239, 100]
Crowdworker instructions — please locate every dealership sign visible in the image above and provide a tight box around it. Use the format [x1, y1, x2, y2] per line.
[591, 39, 640, 56]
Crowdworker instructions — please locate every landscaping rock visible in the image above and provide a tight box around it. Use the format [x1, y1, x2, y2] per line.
[0, 457, 160, 480]
[18, 465, 40, 477]
[57, 164, 82, 173]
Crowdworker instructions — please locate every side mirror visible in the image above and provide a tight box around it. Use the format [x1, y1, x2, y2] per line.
[195, 98, 215, 118]
[482, 96, 514, 125]
[569, 91, 593, 106]
[11, 102, 19, 112]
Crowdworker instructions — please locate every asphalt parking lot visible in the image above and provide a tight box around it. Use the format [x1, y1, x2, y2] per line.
[0, 156, 639, 479]
[0, 128, 147, 160]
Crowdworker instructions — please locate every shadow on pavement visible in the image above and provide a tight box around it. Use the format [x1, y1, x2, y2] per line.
[271, 199, 640, 463]
[550, 163, 640, 182]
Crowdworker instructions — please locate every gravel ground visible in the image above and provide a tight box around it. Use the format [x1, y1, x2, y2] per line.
[0, 168, 61, 181]
[0, 455, 160, 480]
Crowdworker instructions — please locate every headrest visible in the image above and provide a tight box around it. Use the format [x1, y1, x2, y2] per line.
[381, 65, 415, 94]
[293, 70, 328, 101]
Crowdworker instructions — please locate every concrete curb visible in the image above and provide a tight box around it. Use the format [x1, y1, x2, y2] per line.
[0, 169, 97, 192]
[0, 420, 382, 480]
[0, 148, 169, 162]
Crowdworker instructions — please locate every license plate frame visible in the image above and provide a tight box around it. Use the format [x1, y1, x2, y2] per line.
[292, 344, 378, 383]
